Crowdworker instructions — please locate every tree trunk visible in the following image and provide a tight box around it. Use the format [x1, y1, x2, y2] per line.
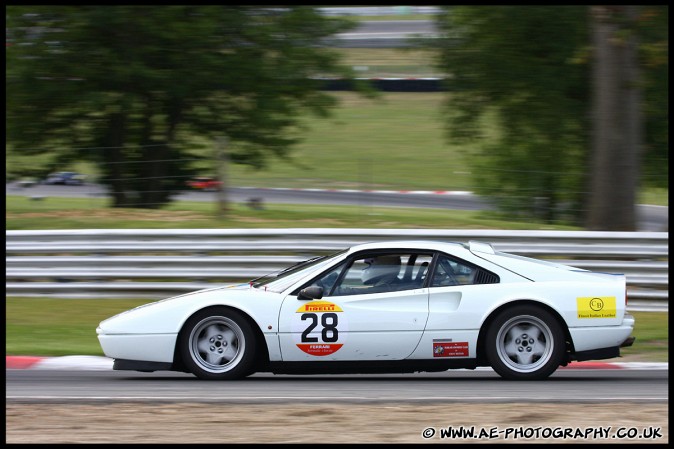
[215, 136, 229, 217]
[138, 101, 181, 209]
[103, 112, 133, 208]
[587, 6, 642, 231]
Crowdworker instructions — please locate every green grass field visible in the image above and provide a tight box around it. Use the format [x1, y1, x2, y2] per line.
[176, 92, 481, 192]
[6, 195, 583, 230]
[5, 296, 667, 362]
[336, 48, 441, 77]
[7, 91, 667, 206]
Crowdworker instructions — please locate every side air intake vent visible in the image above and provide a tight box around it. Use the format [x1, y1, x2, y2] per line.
[474, 270, 499, 284]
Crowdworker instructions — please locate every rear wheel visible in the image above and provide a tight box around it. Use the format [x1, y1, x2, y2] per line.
[485, 305, 566, 380]
[179, 307, 257, 380]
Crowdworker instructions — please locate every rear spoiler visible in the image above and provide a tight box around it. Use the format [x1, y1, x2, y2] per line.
[468, 240, 496, 255]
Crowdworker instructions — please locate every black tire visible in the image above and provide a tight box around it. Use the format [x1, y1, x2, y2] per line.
[485, 305, 566, 380]
[179, 307, 257, 380]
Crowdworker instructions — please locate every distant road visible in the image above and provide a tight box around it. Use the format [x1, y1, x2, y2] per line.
[332, 19, 437, 48]
[6, 183, 668, 232]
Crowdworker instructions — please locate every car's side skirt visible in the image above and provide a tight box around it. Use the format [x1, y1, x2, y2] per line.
[267, 359, 479, 375]
[113, 359, 174, 372]
[569, 345, 621, 362]
[112, 358, 478, 374]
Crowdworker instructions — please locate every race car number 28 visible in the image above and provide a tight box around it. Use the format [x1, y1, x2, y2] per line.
[293, 301, 348, 356]
[301, 312, 338, 342]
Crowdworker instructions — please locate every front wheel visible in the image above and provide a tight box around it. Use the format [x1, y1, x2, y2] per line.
[179, 307, 257, 380]
[485, 305, 566, 380]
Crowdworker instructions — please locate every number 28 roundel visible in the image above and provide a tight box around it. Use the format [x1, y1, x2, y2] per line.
[292, 301, 349, 356]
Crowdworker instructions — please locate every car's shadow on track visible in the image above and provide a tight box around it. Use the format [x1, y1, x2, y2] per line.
[118, 371, 638, 382]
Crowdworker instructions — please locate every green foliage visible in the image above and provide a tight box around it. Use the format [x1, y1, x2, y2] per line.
[638, 6, 669, 189]
[6, 6, 360, 208]
[432, 6, 590, 224]
[431, 5, 668, 224]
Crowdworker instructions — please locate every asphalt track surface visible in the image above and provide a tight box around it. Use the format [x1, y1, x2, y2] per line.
[6, 366, 668, 404]
[6, 364, 669, 444]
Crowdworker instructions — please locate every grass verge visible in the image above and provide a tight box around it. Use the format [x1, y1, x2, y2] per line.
[6, 195, 581, 230]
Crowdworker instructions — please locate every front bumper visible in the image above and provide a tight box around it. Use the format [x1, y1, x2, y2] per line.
[97, 331, 178, 364]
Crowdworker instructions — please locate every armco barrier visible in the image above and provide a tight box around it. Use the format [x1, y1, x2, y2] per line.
[5, 229, 668, 307]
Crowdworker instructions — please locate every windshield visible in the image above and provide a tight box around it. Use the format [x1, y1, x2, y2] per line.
[252, 249, 347, 293]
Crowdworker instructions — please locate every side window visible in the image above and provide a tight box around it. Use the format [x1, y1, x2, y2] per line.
[332, 252, 433, 296]
[306, 262, 346, 296]
[431, 255, 476, 287]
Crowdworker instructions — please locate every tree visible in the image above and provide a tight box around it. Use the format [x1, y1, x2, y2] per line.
[639, 8, 669, 192]
[432, 6, 590, 225]
[431, 6, 668, 229]
[587, 6, 641, 231]
[6, 6, 360, 208]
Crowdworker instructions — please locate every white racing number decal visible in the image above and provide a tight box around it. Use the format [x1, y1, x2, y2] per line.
[293, 301, 348, 356]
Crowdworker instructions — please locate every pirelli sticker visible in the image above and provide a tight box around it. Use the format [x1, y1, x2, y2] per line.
[576, 296, 617, 319]
[292, 301, 348, 356]
[433, 339, 469, 357]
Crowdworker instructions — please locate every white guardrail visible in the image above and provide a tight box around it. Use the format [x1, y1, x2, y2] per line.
[5, 229, 668, 312]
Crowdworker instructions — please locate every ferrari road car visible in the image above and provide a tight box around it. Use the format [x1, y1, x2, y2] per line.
[97, 240, 635, 380]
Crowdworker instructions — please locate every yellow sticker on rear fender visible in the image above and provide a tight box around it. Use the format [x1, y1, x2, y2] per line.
[577, 296, 617, 319]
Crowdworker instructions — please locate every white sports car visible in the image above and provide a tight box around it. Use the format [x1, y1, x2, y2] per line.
[96, 240, 635, 380]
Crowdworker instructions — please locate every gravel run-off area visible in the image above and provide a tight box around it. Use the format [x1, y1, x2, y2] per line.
[6, 402, 668, 444]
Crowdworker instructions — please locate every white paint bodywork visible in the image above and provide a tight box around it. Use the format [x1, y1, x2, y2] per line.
[97, 240, 634, 366]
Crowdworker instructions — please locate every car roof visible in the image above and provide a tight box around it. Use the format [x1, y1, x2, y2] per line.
[346, 240, 470, 255]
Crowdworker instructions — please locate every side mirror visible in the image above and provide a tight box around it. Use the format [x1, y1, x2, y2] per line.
[297, 286, 323, 300]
